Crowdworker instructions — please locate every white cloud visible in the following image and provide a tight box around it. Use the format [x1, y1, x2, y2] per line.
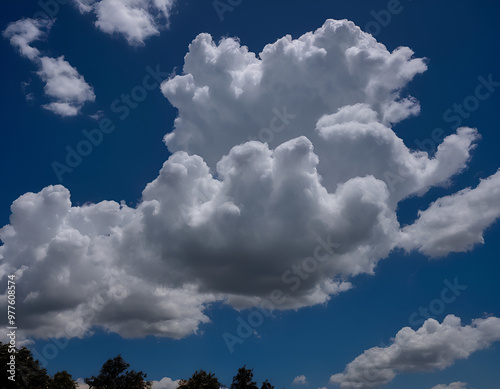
[2, 18, 52, 60]
[1, 19, 500, 341]
[430, 383, 471, 389]
[400, 169, 500, 257]
[76, 378, 90, 388]
[160, 20, 484, 207]
[152, 377, 180, 389]
[161, 20, 427, 170]
[292, 375, 308, 385]
[74, 0, 95, 13]
[330, 315, 500, 388]
[2, 18, 95, 116]
[38, 56, 96, 116]
[74, 0, 175, 45]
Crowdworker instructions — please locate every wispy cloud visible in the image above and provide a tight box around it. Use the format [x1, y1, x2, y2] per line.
[2, 18, 95, 116]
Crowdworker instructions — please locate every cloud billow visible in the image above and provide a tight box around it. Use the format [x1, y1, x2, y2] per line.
[1, 19, 500, 342]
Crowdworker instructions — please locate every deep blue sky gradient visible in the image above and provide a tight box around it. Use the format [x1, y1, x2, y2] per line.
[1, 1, 499, 388]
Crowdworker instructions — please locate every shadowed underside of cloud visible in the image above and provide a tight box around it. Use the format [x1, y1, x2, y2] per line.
[330, 315, 500, 388]
[1, 19, 500, 342]
[2, 18, 95, 116]
[74, 0, 175, 45]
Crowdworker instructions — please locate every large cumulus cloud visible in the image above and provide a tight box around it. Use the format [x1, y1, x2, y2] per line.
[1, 19, 500, 341]
[161, 20, 427, 170]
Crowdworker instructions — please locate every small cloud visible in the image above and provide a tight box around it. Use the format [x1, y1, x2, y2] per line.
[89, 110, 105, 121]
[430, 383, 471, 389]
[76, 378, 89, 388]
[3, 18, 95, 116]
[21, 79, 35, 102]
[151, 377, 180, 389]
[37, 55, 95, 116]
[73, 0, 175, 45]
[292, 375, 308, 385]
[2, 18, 53, 60]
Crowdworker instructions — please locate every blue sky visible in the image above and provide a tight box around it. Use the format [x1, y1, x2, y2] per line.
[1, 1, 500, 388]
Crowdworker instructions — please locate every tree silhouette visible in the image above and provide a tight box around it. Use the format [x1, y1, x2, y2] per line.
[0, 342, 78, 388]
[51, 371, 77, 389]
[178, 369, 221, 389]
[260, 379, 274, 389]
[85, 355, 151, 389]
[1, 342, 51, 388]
[231, 365, 258, 389]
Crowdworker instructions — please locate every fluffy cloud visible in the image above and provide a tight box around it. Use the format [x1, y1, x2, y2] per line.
[430, 383, 471, 389]
[38, 56, 96, 116]
[2, 18, 95, 116]
[152, 377, 180, 389]
[292, 375, 308, 385]
[161, 20, 427, 170]
[160, 20, 485, 207]
[2, 18, 51, 60]
[330, 315, 500, 388]
[1, 19, 500, 341]
[0, 185, 216, 339]
[74, 0, 175, 45]
[400, 169, 500, 256]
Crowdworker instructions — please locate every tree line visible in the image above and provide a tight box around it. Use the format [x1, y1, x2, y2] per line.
[0, 342, 281, 388]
